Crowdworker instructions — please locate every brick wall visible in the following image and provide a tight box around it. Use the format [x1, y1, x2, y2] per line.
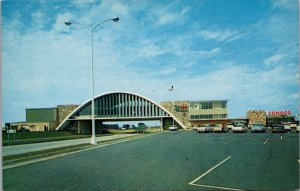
[247, 110, 267, 126]
[57, 105, 79, 125]
[161, 101, 190, 128]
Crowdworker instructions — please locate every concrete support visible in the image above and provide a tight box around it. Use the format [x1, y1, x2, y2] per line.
[78, 120, 103, 135]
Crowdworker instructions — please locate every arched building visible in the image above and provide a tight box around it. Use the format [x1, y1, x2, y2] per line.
[55, 91, 186, 134]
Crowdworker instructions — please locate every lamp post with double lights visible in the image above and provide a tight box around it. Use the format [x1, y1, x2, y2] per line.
[64, 17, 119, 145]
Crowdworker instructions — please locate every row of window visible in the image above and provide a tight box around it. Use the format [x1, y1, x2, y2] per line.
[190, 114, 228, 120]
[74, 94, 168, 117]
[190, 101, 227, 109]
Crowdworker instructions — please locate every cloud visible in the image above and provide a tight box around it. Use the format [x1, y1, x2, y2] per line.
[271, 0, 297, 11]
[31, 10, 46, 29]
[72, 0, 96, 5]
[52, 12, 75, 32]
[198, 29, 244, 42]
[263, 54, 285, 65]
[154, 4, 190, 26]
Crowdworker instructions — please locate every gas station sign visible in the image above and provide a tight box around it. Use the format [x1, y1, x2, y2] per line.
[268, 110, 292, 116]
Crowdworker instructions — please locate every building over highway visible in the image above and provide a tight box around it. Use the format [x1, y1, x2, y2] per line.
[55, 91, 186, 134]
[6, 92, 297, 132]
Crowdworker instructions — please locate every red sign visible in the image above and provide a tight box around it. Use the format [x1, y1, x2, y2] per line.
[179, 105, 188, 110]
[268, 110, 292, 116]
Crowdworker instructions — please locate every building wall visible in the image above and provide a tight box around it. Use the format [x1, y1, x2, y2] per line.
[11, 121, 57, 132]
[189, 100, 228, 119]
[26, 108, 57, 123]
[161, 101, 190, 128]
[190, 119, 232, 127]
[247, 110, 267, 126]
[161, 100, 229, 128]
[57, 104, 79, 125]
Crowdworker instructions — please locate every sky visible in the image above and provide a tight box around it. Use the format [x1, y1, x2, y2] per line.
[2, 0, 299, 123]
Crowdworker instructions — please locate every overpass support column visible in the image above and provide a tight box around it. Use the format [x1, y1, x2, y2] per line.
[161, 117, 173, 130]
[78, 120, 103, 135]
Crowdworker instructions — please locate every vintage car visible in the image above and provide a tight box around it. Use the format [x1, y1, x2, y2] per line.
[232, 123, 247, 133]
[213, 124, 223, 133]
[251, 123, 266, 133]
[197, 124, 213, 133]
[272, 124, 285, 133]
[169, 125, 178, 131]
[282, 123, 291, 133]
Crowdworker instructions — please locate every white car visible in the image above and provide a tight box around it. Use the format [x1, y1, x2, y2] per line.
[283, 124, 291, 132]
[289, 123, 297, 129]
[169, 125, 177, 131]
[213, 124, 223, 133]
[232, 124, 247, 133]
[196, 127, 206, 133]
[196, 124, 213, 133]
[225, 124, 234, 130]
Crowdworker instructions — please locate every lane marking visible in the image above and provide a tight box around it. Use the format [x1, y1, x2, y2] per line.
[281, 136, 282, 140]
[189, 183, 245, 191]
[189, 156, 231, 185]
[249, 136, 255, 140]
[263, 139, 269, 144]
[224, 139, 238, 144]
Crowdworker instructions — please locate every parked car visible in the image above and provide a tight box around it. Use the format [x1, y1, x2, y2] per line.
[225, 124, 234, 130]
[289, 122, 297, 129]
[251, 123, 266, 133]
[232, 123, 247, 133]
[282, 123, 291, 133]
[169, 125, 178, 131]
[272, 124, 285, 133]
[197, 124, 213, 133]
[213, 124, 223, 133]
[296, 125, 300, 133]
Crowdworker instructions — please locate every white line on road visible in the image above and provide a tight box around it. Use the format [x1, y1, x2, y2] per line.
[249, 136, 255, 140]
[189, 156, 231, 185]
[224, 139, 238, 144]
[263, 139, 269, 144]
[189, 183, 245, 191]
[281, 136, 282, 140]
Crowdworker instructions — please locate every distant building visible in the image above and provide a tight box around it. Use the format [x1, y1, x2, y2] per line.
[7, 105, 78, 132]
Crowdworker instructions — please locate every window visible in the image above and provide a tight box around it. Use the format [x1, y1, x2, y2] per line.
[222, 102, 227, 108]
[202, 102, 213, 109]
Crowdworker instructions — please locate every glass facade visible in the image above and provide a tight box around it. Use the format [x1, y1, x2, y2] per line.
[72, 93, 169, 118]
[189, 100, 228, 120]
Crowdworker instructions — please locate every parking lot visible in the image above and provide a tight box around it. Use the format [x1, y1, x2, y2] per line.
[3, 130, 299, 190]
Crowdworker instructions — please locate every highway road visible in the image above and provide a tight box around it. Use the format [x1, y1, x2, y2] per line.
[3, 130, 299, 190]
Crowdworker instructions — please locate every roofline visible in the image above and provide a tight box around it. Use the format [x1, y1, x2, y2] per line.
[26, 107, 57, 110]
[56, 91, 187, 130]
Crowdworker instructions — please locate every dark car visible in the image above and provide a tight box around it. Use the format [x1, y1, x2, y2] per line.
[272, 124, 285, 133]
[251, 123, 266, 133]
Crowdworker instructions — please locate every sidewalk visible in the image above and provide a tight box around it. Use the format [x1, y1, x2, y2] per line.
[2, 134, 138, 157]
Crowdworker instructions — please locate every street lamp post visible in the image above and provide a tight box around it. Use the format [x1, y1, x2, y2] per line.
[65, 17, 119, 145]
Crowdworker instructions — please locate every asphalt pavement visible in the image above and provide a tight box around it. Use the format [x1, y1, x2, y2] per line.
[3, 130, 299, 190]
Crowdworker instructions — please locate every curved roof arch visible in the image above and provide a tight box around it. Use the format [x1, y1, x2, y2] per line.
[56, 91, 186, 130]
